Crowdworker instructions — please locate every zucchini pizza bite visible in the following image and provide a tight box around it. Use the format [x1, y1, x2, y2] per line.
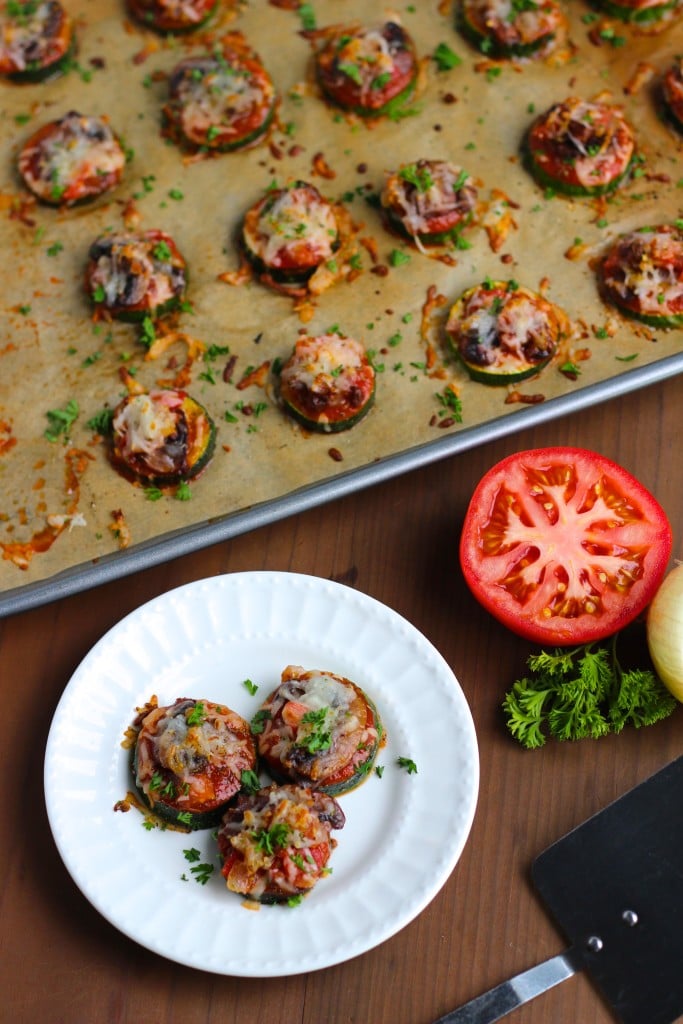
[0, 0, 74, 81]
[446, 280, 568, 385]
[278, 334, 375, 433]
[126, 0, 217, 33]
[381, 159, 478, 251]
[598, 224, 683, 328]
[314, 21, 418, 119]
[241, 180, 340, 288]
[85, 229, 187, 321]
[134, 698, 256, 829]
[524, 97, 635, 197]
[253, 665, 383, 795]
[217, 783, 345, 904]
[458, 0, 567, 59]
[162, 40, 276, 153]
[18, 112, 127, 207]
[662, 58, 683, 132]
[109, 389, 216, 486]
[593, 0, 681, 23]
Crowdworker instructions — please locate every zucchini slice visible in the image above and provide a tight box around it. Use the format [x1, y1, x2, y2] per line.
[109, 389, 216, 487]
[446, 280, 567, 385]
[85, 229, 187, 322]
[18, 112, 127, 207]
[217, 784, 345, 903]
[314, 21, 418, 119]
[126, 0, 217, 33]
[598, 225, 683, 328]
[458, 0, 567, 58]
[279, 334, 375, 433]
[0, 0, 74, 82]
[133, 698, 257, 830]
[254, 665, 384, 796]
[524, 97, 635, 197]
[163, 44, 276, 153]
[241, 181, 340, 285]
[381, 160, 477, 249]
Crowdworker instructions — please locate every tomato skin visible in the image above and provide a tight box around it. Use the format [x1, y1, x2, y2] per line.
[459, 447, 672, 646]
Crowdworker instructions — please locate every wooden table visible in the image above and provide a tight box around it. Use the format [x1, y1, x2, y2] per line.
[2, 373, 682, 1024]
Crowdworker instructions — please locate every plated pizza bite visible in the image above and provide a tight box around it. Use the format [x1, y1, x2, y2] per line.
[241, 180, 340, 287]
[524, 97, 635, 197]
[381, 159, 478, 250]
[314, 20, 418, 118]
[446, 280, 568, 385]
[598, 224, 683, 328]
[109, 389, 216, 486]
[458, 0, 567, 59]
[18, 111, 127, 206]
[133, 698, 257, 829]
[85, 229, 187, 321]
[126, 0, 218, 33]
[254, 665, 383, 795]
[162, 40, 276, 153]
[217, 783, 345, 903]
[0, 0, 73, 81]
[278, 334, 376, 433]
[662, 57, 683, 131]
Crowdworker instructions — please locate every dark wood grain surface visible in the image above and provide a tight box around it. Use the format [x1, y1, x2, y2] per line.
[1, 373, 682, 1024]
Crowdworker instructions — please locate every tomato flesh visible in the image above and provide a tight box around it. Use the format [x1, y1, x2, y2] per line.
[459, 447, 672, 645]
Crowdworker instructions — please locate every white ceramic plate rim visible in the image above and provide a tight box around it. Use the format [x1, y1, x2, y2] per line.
[44, 571, 479, 977]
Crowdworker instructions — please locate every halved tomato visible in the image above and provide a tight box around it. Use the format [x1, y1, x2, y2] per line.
[459, 447, 672, 645]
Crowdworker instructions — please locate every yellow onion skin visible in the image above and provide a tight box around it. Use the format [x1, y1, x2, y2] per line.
[647, 563, 683, 701]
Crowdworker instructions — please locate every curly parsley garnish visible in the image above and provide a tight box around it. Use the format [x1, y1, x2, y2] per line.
[503, 634, 676, 749]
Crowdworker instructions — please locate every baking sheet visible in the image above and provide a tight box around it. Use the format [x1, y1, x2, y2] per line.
[1, 0, 682, 617]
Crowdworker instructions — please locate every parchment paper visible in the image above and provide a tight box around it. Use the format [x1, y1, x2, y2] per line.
[0, 0, 681, 604]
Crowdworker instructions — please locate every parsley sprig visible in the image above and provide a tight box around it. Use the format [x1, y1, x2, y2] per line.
[502, 634, 676, 749]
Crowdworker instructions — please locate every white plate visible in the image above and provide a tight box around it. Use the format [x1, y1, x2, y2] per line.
[44, 571, 479, 977]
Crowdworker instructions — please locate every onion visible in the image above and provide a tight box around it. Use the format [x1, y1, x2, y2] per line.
[646, 562, 683, 701]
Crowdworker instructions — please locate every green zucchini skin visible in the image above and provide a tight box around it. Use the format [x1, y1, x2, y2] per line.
[523, 147, 633, 197]
[282, 387, 375, 434]
[446, 280, 567, 386]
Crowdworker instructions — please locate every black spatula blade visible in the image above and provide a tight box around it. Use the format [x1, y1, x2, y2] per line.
[532, 756, 683, 1024]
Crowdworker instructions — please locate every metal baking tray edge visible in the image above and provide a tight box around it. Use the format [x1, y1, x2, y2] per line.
[2, 352, 682, 619]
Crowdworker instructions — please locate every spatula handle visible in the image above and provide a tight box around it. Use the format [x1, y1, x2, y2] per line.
[433, 951, 579, 1024]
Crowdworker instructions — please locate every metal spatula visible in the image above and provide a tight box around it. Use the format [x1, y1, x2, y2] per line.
[435, 756, 683, 1024]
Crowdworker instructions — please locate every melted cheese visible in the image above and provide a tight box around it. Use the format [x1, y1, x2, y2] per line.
[177, 60, 272, 139]
[280, 334, 365, 390]
[0, 2, 59, 71]
[607, 230, 683, 313]
[21, 113, 125, 195]
[338, 28, 395, 98]
[249, 187, 337, 267]
[113, 393, 177, 458]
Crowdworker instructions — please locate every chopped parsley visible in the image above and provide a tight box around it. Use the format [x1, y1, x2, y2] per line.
[44, 399, 79, 442]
